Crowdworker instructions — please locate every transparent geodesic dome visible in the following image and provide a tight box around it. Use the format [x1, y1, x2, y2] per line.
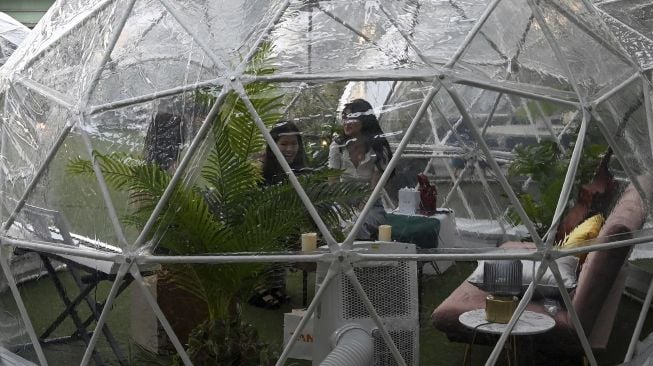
[1, 0, 653, 365]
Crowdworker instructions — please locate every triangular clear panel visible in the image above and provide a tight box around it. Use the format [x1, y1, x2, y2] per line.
[379, 0, 492, 66]
[557, 0, 631, 56]
[532, 0, 639, 99]
[267, 0, 425, 75]
[21, 0, 128, 102]
[458, 0, 575, 96]
[5, 0, 116, 72]
[0, 84, 74, 224]
[88, 0, 222, 106]
[83, 92, 212, 249]
[150, 0, 281, 71]
[5, 130, 130, 252]
[594, 78, 653, 176]
[596, 6, 653, 70]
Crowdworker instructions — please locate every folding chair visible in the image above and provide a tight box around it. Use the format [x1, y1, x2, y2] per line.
[19, 204, 131, 366]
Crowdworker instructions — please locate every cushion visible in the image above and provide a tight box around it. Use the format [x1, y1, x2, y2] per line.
[558, 213, 604, 260]
[467, 256, 579, 298]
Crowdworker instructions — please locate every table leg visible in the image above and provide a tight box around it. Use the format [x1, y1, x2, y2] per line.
[430, 261, 442, 275]
[418, 262, 423, 310]
[462, 344, 471, 366]
[302, 270, 308, 307]
[512, 335, 517, 366]
[506, 338, 511, 366]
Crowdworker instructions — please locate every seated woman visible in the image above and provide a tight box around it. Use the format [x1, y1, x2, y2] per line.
[250, 120, 307, 309]
[262, 120, 306, 185]
[328, 98, 394, 239]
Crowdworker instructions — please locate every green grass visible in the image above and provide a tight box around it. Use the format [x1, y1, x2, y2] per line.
[5, 260, 653, 365]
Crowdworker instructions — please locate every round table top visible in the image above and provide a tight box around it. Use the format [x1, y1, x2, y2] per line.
[459, 309, 555, 336]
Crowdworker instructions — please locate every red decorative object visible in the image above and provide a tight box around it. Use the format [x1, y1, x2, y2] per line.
[417, 173, 437, 215]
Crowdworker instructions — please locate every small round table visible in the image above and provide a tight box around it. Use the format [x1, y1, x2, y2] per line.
[458, 309, 555, 365]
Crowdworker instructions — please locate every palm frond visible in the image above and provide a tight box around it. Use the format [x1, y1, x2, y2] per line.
[201, 128, 261, 218]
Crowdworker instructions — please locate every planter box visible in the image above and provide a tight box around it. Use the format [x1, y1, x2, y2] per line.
[283, 309, 314, 361]
[131, 272, 208, 354]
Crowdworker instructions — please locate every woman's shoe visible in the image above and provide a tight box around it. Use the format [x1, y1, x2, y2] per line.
[270, 288, 291, 304]
[248, 288, 281, 310]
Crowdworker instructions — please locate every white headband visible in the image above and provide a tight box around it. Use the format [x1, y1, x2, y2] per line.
[343, 109, 375, 119]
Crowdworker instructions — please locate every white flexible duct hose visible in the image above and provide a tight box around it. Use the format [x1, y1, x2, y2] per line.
[320, 326, 374, 366]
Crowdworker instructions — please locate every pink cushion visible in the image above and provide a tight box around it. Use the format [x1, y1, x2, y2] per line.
[572, 177, 651, 335]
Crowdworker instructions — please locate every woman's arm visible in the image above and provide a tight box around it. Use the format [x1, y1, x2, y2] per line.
[328, 141, 342, 169]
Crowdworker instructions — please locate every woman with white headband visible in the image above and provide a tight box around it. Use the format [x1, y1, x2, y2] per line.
[328, 98, 394, 239]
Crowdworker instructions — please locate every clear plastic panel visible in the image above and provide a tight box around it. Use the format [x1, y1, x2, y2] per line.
[88, 0, 221, 106]
[597, 7, 653, 70]
[86, 92, 206, 161]
[533, 0, 638, 99]
[597, 0, 653, 41]
[594, 78, 653, 177]
[84, 93, 209, 249]
[457, 0, 534, 80]
[4, 130, 128, 252]
[0, 13, 29, 67]
[457, 0, 572, 95]
[428, 86, 510, 226]
[146, 0, 279, 71]
[268, 0, 425, 75]
[332, 81, 434, 242]
[380, 0, 491, 66]
[596, 0, 653, 69]
[4, 0, 116, 73]
[0, 84, 74, 223]
[21, 0, 127, 102]
[559, 0, 632, 57]
[436, 83, 587, 242]
[5, 92, 208, 250]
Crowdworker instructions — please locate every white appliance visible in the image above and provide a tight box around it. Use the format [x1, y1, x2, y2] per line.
[312, 242, 419, 365]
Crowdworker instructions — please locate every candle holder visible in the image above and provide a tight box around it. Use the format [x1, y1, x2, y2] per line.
[301, 232, 317, 252]
[378, 225, 392, 241]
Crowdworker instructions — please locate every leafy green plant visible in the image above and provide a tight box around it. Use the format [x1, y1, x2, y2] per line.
[173, 318, 277, 366]
[507, 139, 606, 237]
[304, 118, 342, 168]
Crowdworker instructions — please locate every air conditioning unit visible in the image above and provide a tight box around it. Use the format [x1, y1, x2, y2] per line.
[312, 242, 419, 366]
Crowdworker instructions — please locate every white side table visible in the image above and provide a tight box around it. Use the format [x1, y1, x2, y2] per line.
[458, 309, 555, 365]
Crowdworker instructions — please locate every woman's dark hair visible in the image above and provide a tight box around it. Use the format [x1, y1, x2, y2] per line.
[144, 112, 183, 171]
[263, 121, 306, 185]
[338, 98, 393, 175]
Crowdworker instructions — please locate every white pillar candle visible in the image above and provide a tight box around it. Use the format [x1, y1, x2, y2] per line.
[378, 225, 392, 242]
[301, 232, 317, 252]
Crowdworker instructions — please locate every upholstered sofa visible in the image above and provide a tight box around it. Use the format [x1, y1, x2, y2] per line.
[432, 176, 653, 355]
